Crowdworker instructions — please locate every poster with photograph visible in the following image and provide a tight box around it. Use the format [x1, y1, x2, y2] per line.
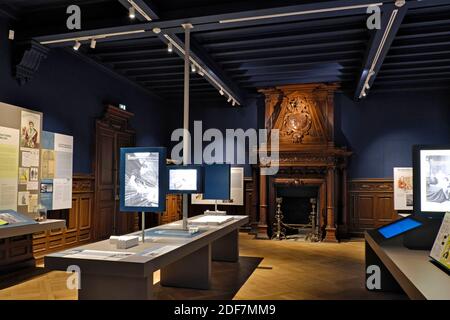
[18, 167, 29, 184]
[20, 111, 41, 149]
[420, 149, 450, 212]
[0, 126, 19, 211]
[192, 167, 244, 206]
[18, 191, 30, 206]
[124, 152, 160, 208]
[39, 131, 73, 210]
[394, 167, 413, 211]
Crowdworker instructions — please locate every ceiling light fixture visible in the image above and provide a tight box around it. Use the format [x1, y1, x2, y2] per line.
[40, 30, 146, 45]
[73, 40, 81, 51]
[219, 88, 224, 96]
[129, 6, 136, 19]
[90, 38, 97, 49]
[227, 96, 232, 103]
[232, 100, 236, 107]
[167, 42, 173, 53]
[219, 3, 383, 24]
[127, 0, 152, 21]
[163, 33, 241, 106]
[359, 8, 399, 99]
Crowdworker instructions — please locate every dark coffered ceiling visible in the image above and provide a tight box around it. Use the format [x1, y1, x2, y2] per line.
[1, 0, 450, 102]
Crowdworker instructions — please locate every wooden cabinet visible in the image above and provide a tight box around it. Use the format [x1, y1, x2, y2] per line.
[348, 179, 398, 236]
[32, 174, 94, 262]
[93, 106, 138, 240]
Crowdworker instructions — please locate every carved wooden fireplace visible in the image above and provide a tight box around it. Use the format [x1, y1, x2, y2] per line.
[254, 84, 351, 242]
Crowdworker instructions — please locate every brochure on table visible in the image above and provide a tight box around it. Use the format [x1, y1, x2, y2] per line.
[191, 167, 244, 206]
[40, 131, 73, 210]
[430, 212, 450, 272]
[0, 209, 37, 228]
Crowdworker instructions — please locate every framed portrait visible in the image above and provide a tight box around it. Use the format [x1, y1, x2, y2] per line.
[119, 147, 166, 212]
[413, 145, 450, 217]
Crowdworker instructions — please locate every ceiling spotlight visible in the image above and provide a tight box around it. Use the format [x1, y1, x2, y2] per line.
[232, 100, 236, 107]
[191, 63, 196, 73]
[219, 88, 224, 96]
[129, 6, 136, 19]
[362, 92, 367, 97]
[227, 96, 232, 103]
[90, 38, 97, 49]
[167, 42, 173, 53]
[153, 27, 161, 34]
[198, 68, 205, 76]
[73, 40, 81, 51]
[364, 83, 370, 90]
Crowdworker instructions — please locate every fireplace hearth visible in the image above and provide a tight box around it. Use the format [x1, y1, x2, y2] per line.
[254, 84, 351, 242]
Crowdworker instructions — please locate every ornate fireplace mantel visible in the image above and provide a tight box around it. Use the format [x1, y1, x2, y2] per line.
[254, 83, 351, 242]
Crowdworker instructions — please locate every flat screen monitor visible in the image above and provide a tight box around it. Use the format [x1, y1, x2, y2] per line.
[378, 217, 423, 239]
[203, 164, 231, 200]
[119, 147, 166, 212]
[168, 165, 202, 194]
[413, 145, 450, 217]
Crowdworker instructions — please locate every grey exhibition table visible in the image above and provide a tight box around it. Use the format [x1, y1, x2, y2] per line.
[0, 219, 66, 239]
[45, 215, 249, 300]
[365, 230, 450, 300]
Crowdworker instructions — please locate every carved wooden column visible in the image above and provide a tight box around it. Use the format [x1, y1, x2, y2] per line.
[324, 166, 338, 242]
[250, 166, 259, 235]
[256, 170, 269, 239]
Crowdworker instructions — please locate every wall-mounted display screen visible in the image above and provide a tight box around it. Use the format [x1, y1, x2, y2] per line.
[413, 145, 450, 216]
[120, 147, 166, 212]
[378, 218, 423, 239]
[168, 165, 202, 194]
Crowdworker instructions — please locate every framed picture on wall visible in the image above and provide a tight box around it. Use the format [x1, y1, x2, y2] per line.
[119, 147, 167, 213]
[393, 167, 413, 211]
[413, 145, 450, 216]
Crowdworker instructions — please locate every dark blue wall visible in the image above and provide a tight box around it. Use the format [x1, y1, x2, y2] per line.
[335, 90, 450, 178]
[167, 96, 263, 177]
[0, 18, 169, 174]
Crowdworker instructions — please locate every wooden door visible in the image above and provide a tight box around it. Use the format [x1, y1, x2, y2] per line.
[114, 132, 135, 235]
[94, 125, 116, 240]
[93, 106, 137, 240]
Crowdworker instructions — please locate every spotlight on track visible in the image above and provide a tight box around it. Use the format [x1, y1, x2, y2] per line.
[219, 88, 224, 96]
[191, 63, 196, 73]
[73, 40, 81, 51]
[90, 39, 97, 49]
[227, 96, 232, 103]
[232, 100, 236, 107]
[167, 42, 173, 53]
[129, 6, 136, 19]
[198, 68, 205, 77]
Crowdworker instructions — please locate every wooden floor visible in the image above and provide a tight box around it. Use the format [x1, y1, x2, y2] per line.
[0, 233, 405, 300]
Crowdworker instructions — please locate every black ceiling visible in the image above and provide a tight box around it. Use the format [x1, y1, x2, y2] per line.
[2, 0, 450, 102]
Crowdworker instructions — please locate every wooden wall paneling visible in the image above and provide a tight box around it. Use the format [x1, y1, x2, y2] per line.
[32, 174, 94, 262]
[348, 179, 398, 237]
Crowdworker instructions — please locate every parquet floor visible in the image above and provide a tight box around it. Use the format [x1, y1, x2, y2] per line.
[0, 233, 405, 300]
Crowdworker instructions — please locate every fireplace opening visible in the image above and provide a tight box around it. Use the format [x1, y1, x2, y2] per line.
[276, 186, 319, 237]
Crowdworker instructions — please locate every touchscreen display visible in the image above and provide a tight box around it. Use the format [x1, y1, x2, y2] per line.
[378, 218, 422, 239]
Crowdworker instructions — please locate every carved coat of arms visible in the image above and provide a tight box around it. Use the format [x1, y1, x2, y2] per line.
[281, 96, 313, 143]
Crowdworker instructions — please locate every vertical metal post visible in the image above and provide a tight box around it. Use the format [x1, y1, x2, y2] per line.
[141, 211, 145, 243]
[182, 23, 193, 230]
